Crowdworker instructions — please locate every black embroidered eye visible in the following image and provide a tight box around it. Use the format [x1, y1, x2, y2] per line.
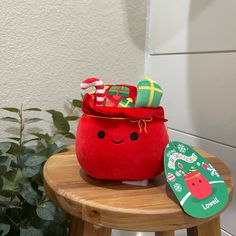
[97, 130, 106, 139]
[130, 132, 139, 141]
[192, 183, 195, 186]
[199, 180, 202, 183]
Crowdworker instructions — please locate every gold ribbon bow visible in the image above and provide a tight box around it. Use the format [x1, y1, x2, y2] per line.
[130, 117, 153, 133]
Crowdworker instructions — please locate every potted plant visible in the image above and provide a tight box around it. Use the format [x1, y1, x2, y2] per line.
[0, 100, 81, 236]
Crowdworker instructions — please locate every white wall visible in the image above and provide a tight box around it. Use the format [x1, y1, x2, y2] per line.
[147, 1, 236, 235]
[0, 0, 146, 111]
[0, 0, 147, 140]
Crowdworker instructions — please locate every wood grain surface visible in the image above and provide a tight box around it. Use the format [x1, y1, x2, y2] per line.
[186, 216, 221, 236]
[43, 146, 234, 232]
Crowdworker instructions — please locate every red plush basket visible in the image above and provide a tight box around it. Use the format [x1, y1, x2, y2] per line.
[75, 93, 169, 181]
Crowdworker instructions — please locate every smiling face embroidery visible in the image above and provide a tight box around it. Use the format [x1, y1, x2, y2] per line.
[76, 115, 169, 180]
[97, 130, 139, 145]
[112, 139, 124, 144]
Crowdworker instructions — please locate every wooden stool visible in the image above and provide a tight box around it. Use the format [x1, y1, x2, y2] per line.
[43, 146, 234, 236]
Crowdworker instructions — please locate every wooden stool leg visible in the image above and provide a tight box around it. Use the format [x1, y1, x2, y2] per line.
[83, 222, 112, 236]
[187, 216, 221, 236]
[69, 217, 112, 236]
[155, 231, 175, 236]
[69, 217, 84, 236]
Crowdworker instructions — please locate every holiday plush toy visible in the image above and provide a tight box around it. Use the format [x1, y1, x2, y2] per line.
[75, 77, 169, 181]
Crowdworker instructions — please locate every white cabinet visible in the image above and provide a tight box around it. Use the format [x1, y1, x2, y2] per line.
[147, 53, 236, 147]
[147, 1, 236, 235]
[149, 0, 236, 54]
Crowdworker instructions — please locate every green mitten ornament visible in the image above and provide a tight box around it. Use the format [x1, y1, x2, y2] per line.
[135, 76, 163, 108]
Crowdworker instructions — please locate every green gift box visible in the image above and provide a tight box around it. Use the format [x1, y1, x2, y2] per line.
[107, 85, 130, 97]
[118, 98, 134, 108]
[135, 77, 163, 108]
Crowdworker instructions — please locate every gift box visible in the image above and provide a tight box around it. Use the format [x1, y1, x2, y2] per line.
[107, 85, 130, 97]
[135, 76, 163, 108]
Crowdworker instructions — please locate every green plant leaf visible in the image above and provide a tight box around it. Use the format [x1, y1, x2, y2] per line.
[63, 132, 75, 139]
[47, 143, 58, 156]
[72, 99, 82, 108]
[8, 137, 20, 141]
[35, 141, 48, 156]
[65, 116, 79, 121]
[1, 107, 20, 113]
[44, 222, 67, 236]
[5, 169, 23, 185]
[17, 153, 32, 168]
[24, 108, 42, 111]
[46, 110, 70, 133]
[10, 160, 18, 168]
[20, 227, 43, 236]
[54, 145, 67, 153]
[0, 156, 11, 175]
[23, 138, 39, 145]
[0, 194, 10, 202]
[37, 186, 44, 192]
[0, 169, 23, 194]
[7, 142, 21, 156]
[0, 142, 11, 154]
[48, 144, 67, 156]
[54, 207, 66, 223]
[44, 143, 65, 156]
[50, 134, 64, 143]
[20, 182, 38, 206]
[0, 223, 10, 235]
[31, 133, 51, 142]
[0, 156, 10, 164]
[31, 216, 50, 230]
[6, 207, 23, 224]
[22, 165, 41, 178]
[24, 118, 43, 124]
[0, 195, 20, 208]
[24, 155, 47, 167]
[22, 202, 36, 219]
[36, 201, 56, 221]
[0, 117, 20, 123]
[0, 165, 7, 175]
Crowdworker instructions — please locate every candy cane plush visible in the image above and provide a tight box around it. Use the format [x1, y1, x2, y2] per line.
[80, 78, 105, 106]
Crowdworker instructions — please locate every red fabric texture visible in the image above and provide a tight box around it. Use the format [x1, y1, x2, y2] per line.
[82, 93, 167, 121]
[75, 92, 169, 181]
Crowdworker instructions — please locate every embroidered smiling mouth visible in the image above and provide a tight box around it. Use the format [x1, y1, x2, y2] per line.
[112, 139, 124, 144]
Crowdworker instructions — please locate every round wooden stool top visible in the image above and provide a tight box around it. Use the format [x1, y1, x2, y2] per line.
[43, 146, 234, 232]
